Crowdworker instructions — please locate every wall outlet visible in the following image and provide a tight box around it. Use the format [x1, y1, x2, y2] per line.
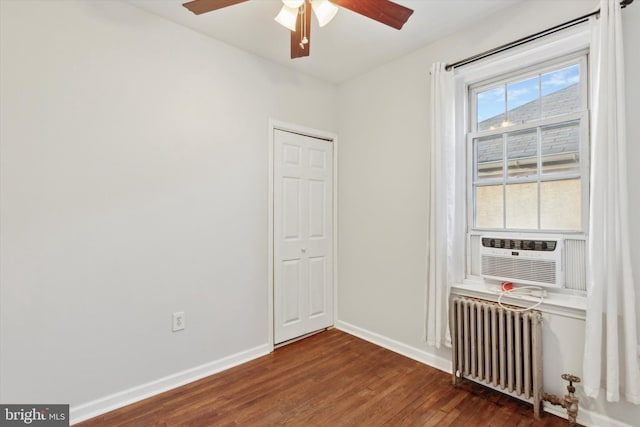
[172, 311, 185, 332]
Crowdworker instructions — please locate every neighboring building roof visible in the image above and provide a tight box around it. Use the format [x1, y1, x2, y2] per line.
[477, 83, 580, 165]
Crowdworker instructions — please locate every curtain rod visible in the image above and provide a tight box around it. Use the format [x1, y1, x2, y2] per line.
[445, 0, 634, 71]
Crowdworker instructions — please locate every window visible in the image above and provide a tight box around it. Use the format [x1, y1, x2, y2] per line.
[455, 31, 592, 293]
[468, 54, 589, 233]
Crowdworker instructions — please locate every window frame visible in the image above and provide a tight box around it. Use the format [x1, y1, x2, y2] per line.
[465, 52, 590, 235]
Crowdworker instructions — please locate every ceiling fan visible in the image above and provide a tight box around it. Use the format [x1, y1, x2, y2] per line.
[182, 0, 414, 59]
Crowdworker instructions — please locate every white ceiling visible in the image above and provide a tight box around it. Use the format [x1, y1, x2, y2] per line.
[127, 0, 524, 83]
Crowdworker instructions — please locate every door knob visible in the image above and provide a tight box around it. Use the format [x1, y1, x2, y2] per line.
[301, 247, 307, 253]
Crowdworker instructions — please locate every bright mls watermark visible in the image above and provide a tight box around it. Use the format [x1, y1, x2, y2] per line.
[0, 405, 68, 426]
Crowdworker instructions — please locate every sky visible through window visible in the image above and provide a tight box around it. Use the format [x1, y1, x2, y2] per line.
[477, 64, 580, 123]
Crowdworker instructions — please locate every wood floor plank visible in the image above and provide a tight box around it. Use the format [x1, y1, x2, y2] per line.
[76, 330, 577, 427]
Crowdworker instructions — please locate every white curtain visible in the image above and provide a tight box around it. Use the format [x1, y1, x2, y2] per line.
[584, 0, 640, 404]
[426, 63, 465, 348]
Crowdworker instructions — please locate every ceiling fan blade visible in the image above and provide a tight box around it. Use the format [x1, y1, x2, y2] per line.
[330, 0, 413, 30]
[290, 1, 312, 59]
[182, 0, 249, 15]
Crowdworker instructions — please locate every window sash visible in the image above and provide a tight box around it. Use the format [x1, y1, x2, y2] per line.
[468, 53, 588, 133]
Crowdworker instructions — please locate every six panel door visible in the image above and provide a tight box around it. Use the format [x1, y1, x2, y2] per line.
[273, 129, 334, 345]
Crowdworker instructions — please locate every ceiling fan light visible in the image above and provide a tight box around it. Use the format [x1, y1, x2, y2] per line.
[274, 5, 299, 31]
[282, 0, 304, 7]
[311, 0, 338, 27]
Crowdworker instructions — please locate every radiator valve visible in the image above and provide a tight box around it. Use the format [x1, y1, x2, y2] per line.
[543, 373, 581, 426]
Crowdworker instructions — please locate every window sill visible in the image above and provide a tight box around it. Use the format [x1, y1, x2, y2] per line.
[450, 279, 587, 320]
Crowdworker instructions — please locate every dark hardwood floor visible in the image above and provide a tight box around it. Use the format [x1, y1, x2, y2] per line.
[77, 329, 575, 426]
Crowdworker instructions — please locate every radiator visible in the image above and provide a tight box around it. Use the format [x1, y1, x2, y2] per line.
[450, 295, 543, 418]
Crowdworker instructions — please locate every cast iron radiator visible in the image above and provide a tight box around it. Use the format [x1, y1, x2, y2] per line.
[449, 295, 543, 418]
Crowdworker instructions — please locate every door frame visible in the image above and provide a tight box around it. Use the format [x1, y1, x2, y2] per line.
[268, 119, 338, 351]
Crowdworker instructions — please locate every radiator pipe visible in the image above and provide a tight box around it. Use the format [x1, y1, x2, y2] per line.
[543, 374, 581, 426]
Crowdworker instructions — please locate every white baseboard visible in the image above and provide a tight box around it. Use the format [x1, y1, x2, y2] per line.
[545, 401, 637, 427]
[335, 320, 451, 373]
[335, 320, 636, 427]
[70, 343, 270, 425]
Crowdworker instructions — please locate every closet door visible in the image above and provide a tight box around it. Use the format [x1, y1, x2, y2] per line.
[273, 129, 333, 345]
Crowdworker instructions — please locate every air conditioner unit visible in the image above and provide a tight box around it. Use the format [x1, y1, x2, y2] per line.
[480, 235, 564, 288]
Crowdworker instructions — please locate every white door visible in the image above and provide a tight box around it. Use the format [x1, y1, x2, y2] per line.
[273, 129, 333, 345]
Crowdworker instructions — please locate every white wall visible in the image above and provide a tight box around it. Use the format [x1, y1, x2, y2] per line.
[337, 0, 640, 425]
[0, 0, 337, 417]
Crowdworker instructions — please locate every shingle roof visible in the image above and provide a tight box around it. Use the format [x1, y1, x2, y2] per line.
[477, 83, 580, 165]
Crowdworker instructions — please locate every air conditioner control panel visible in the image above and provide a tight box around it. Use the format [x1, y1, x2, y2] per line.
[481, 237, 558, 252]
